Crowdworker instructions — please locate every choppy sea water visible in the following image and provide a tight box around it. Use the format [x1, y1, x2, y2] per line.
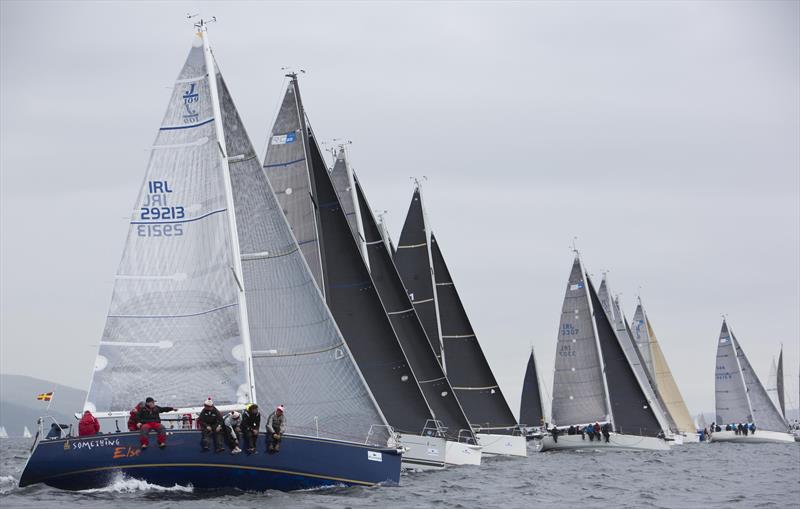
[1, 438, 798, 508]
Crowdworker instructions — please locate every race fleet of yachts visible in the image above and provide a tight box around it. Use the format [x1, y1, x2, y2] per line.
[16, 23, 799, 492]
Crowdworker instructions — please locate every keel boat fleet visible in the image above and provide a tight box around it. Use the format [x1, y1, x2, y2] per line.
[15, 21, 798, 494]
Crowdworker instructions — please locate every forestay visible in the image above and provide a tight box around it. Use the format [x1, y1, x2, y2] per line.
[551, 257, 608, 426]
[86, 37, 248, 413]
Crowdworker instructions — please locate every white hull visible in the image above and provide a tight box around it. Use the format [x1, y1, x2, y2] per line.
[668, 432, 701, 445]
[476, 433, 527, 457]
[538, 432, 670, 452]
[444, 440, 482, 466]
[709, 429, 795, 444]
[397, 433, 446, 470]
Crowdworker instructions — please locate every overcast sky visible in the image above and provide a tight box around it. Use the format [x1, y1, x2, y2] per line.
[1, 1, 798, 418]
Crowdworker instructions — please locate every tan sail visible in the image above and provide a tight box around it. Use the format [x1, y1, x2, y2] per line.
[647, 319, 695, 434]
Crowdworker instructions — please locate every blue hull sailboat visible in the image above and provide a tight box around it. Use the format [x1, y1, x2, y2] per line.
[20, 22, 401, 491]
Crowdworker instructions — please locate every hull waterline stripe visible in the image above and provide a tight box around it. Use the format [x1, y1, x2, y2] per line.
[29, 462, 378, 488]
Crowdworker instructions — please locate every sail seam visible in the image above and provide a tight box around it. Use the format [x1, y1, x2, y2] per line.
[263, 157, 306, 169]
[159, 117, 215, 130]
[130, 208, 226, 225]
[252, 342, 344, 358]
[397, 242, 426, 249]
[241, 247, 299, 261]
[411, 298, 434, 304]
[108, 302, 238, 319]
[452, 385, 499, 391]
[442, 334, 476, 339]
[386, 307, 414, 315]
[152, 137, 210, 150]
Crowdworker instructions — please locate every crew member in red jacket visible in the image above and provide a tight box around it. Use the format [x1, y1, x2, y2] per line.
[137, 397, 176, 449]
[78, 410, 100, 436]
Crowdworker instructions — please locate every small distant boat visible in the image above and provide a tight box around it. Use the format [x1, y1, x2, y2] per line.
[23, 426, 32, 438]
[0, 427, 8, 439]
[540, 254, 670, 452]
[711, 320, 793, 444]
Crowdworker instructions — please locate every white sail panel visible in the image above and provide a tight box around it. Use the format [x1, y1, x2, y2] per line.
[217, 76, 388, 444]
[86, 36, 247, 413]
[551, 257, 608, 425]
[732, 333, 788, 432]
[715, 322, 750, 424]
[766, 357, 781, 413]
[630, 303, 655, 380]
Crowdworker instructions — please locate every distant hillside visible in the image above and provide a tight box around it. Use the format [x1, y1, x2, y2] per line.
[0, 374, 86, 436]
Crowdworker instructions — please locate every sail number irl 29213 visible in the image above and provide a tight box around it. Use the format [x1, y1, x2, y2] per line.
[137, 180, 185, 237]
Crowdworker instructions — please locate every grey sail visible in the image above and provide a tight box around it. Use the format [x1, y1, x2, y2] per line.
[218, 75, 387, 443]
[430, 233, 518, 433]
[551, 257, 608, 426]
[588, 278, 663, 437]
[520, 348, 545, 427]
[630, 304, 655, 378]
[715, 321, 751, 424]
[600, 280, 674, 433]
[86, 40, 249, 413]
[329, 149, 360, 237]
[349, 174, 475, 440]
[731, 332, 788, 432]
[777, 347, 785, 418]
[263, 78, 435, 436]
[262, 80, 325, 295]
[394, 188, 443, 361]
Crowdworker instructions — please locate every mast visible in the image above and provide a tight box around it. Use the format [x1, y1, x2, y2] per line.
[199, 23, 256, 403]
[289, 73, 327, 299]
[416, 181, 446, 374]
[579, 254, 614, 426]
[342, 147, 369, 269]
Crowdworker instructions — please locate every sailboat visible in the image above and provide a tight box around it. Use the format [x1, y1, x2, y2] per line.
[23, 426, 32, 439]
[765, 346, 786, 420]
[540, 255, 670, 452]
[395, 184, 526, 457]
[262, 78, 475, 469]
[19, 25, 401, 491]
[328, 149, 482, 467]
[519, 347, 546, 438]
[712, 320, 793, 444]
[0, 427, 8, 439]
[629, 297, 698, 443]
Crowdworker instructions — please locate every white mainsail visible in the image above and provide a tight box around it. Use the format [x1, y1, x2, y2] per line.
[23, 426, 32, 438]
[0, 427, 8, 439]
[766, 357, 781, 415]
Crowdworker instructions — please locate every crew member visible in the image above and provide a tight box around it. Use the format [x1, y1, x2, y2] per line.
[137, 397, 175, 449]
[223, 410, 243, 454]
[78, 410, 100, 437]
[241, 404, 261, 454]
[266, 405, 286, 453]
[198, 398, 225, 452]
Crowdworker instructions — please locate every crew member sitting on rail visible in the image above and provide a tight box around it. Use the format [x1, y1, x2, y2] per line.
[137, 397, 175, 449]
[266, 405, 286, 453]
[198, 398, 225, 452]
[127, 401, 144, 432]
[223, 410, 243, 454]
[78, 410, 100, 437]
[241, 404, 261, 454]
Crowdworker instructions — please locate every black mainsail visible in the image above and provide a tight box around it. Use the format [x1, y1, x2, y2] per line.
[349, 174, 475, 440]
[777, 346, 785, 418]
[519, 348, 545, 428]
[394, 185, 517, 434]
[263, 77, 435, 437]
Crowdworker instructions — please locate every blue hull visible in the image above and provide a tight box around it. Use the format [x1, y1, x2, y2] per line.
[19, 430, 402, 491]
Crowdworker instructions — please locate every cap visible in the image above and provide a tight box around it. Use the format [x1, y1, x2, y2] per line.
[231, 411, 240, 418]
[145, 397, 155, 403]
[204, 398, 213, 406]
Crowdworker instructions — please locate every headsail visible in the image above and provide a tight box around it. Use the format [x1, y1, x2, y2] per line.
[86, 35, 250, 413]
[715, 321, 751, 424]
[263, 79, 435, 437]
[219, 72, 387, 443]
[588, 278, 663, 436]
[777, 346, 785, 418]
[520, 348, 545, 428]
[731, 331, 788, 432]
[550, 256, 608, 426]
[766, 357, 781, 417]
[630, 303, 655, 379]
[643, 311, 695, 434]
